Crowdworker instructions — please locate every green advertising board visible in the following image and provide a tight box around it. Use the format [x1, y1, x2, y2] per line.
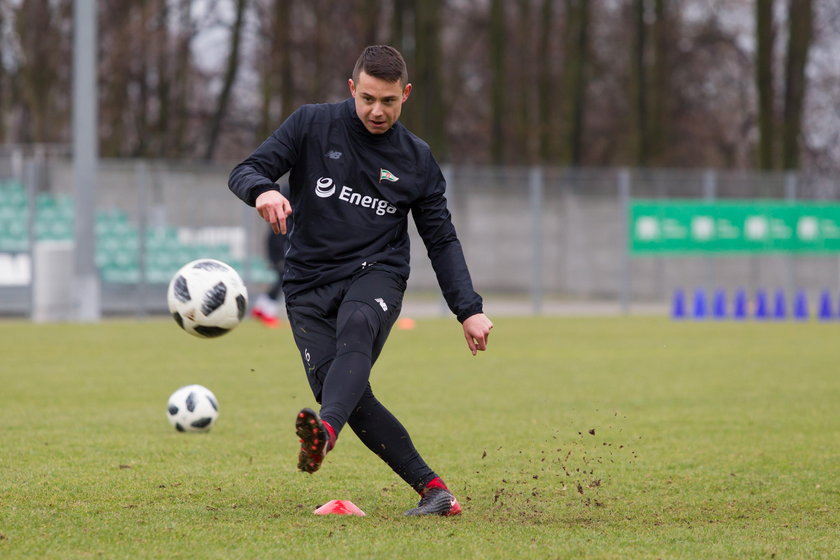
[629, 200, 840, 254]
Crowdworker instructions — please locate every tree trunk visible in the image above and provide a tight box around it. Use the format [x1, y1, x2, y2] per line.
[631, 0, 649, 166]
[649, 0, 669, 165]
[358, 0, 379, 46]
[0, 6, 5, 142]
[391, 0, 407, 49]
[258, 0, 294, 140]
[413, 0, 447, 159]
[563, 0, 590, 166]
[170, 0, 193, 158]
[132, 10, 150, 158]
[537, 0, 555, 164]
[154, 0, 171, 158]
[782, 0, 813, 170]
[203, 0, 248, 161]
[490, 0, 505, 164]
[755, 0, 775, 170]
[16, 0, 60, 143]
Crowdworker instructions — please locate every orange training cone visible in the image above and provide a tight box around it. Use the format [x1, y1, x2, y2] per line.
[313, 500, 366, 516]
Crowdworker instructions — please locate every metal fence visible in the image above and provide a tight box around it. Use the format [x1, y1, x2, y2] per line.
[2, 147, 840, 318]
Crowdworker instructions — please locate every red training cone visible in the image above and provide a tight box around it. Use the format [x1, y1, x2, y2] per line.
[313, 500, 366, 516]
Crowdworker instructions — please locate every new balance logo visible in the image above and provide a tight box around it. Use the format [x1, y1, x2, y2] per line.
[325, 150, 343, 160]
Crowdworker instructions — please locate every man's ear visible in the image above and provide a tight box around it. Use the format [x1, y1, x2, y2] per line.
[402, 83, 412, 103]
[348, 78, 356, 97]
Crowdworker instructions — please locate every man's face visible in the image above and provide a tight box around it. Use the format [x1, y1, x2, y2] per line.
[349, 71, 412, 134]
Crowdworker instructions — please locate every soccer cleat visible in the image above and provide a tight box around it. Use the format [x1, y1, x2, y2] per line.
[403, 487, 462, 517]
[295, 408, 329, 473]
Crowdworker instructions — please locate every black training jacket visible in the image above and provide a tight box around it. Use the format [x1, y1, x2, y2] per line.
[228, 98, 483, 323]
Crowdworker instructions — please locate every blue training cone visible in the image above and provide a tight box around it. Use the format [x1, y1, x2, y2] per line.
[819, 290, 833, 320]
[692, 289, 707, 319]
[754, 290, 769, 319]
[773, 289, 787, 320]
[794, 291, 809, 321]
[712, 289, 727, 319]
[671, 289, 686, 319]
[733, 288, 748, 320]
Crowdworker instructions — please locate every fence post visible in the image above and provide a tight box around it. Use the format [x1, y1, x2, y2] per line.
[529, 166, 544, 315]
[785, 171, 798, 297]
[703, 169, 718, 292]
[135, 160, 149, 317]
[72, 0, 100, 321]
[24, 160, 39, 319]
[618, 169, 631, 314]
[242, 200, 254, 286]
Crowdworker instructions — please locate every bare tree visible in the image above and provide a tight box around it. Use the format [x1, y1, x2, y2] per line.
[649, 0, 670, 165]
[755, 0, 775, 169]
[256, 0, 294, 140]
[413, 0, 447, 158]
[0, 0, 835, 173]
[783, 0, 814, 169]
[630, 0, 649, 165]
[0, 2, 6, 142]
[14, 0, 70, 144]
[537, 0, 556, 164]
[203, 0, 248, 161]
[489, 0, 505, 164]
[169, 0, 196, 158]
[562, 0, 590, 166]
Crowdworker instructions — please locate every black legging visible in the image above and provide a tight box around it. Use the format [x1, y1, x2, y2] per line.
[316, 300, 437, 492]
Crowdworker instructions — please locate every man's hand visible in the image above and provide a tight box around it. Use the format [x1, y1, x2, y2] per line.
[256, 190, 293, 234]
[462, 313, 493, 356]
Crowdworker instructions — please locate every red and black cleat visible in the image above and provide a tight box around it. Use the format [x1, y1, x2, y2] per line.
[295, 408, 330, 473]
[403, 487, 462, 516]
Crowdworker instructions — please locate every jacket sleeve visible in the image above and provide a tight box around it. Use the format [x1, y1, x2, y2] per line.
[229, 109, 302, 206]
[411, 153, 484, 323]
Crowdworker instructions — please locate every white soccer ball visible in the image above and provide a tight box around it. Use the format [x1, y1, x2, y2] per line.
[167, 259, 248, 338]
[167, 384, 219, 432]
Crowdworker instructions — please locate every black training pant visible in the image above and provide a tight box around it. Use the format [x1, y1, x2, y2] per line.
[285, 267, 437, 492]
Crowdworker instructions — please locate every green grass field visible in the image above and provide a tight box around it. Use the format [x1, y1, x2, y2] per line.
[1, 315, 838, 559]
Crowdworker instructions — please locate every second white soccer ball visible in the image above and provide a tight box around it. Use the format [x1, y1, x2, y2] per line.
[167, 258, 248, 338]
[167, 384, 219, 432]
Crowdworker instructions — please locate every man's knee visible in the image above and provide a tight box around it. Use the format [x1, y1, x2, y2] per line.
[336, 301, 379, 357]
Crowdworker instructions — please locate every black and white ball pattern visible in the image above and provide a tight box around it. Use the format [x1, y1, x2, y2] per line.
[167, 384, 219, 432]
[167, 259, 248, 338]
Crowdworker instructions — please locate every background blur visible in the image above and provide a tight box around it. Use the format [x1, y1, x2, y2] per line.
[1, 0, 839, 318]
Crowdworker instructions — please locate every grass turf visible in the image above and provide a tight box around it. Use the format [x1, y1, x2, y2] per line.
[0, 315, 838, 558]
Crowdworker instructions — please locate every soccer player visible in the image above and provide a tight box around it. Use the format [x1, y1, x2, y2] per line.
[251, 186, 291, 329]
[228, 45, 492, 516]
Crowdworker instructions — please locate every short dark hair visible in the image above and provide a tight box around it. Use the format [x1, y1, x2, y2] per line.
[352, 45, 408, 85]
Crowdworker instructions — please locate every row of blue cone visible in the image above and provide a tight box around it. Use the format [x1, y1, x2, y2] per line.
[672, 288, 839, 320]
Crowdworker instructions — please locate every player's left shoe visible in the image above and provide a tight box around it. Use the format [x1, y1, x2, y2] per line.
[403, 487, 462, 516]
[295, 408, 331, 473]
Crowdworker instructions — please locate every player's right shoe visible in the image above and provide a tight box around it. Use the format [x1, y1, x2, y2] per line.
[295, 408, 330, 473]
[403, 487, 462, 516]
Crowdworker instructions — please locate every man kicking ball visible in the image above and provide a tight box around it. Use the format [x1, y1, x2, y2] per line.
[229, 45, 492, 516]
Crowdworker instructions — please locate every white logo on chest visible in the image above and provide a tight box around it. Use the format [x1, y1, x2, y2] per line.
[315, 177, 336, 198]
